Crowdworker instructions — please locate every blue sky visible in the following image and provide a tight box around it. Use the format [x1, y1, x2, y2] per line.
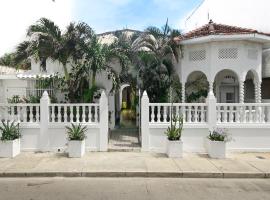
[74, 0, 202, 33]
[0, 0, 202, 55]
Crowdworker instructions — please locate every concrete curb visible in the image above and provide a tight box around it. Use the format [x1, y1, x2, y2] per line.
[0, 171, 269, 178]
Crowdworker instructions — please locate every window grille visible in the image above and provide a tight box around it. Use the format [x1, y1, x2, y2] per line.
[189, 50, 206, 61]
[218, 48, 238, 59]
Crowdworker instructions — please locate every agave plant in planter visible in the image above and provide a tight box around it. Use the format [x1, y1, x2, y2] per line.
[165, 115, 184, 158]
[66, 123, 87, 158]
[207, 128, 232, 159]
[0, 121, 21, 158]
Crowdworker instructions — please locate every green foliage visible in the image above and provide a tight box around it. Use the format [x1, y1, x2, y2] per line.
[208, 128, 231, 142]
[0, 121, 21, 141]
[7, 95, 23, 104]
[0, 53, 30, 70]
[66, 123, 87, 141]
[165, 115, 183, 141]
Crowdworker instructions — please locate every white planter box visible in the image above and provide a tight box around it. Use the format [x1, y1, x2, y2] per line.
[166, 139, 183, 158]
[68, 140, 85, 158]
[207, 139, 227, 159]
[0, 139, 20, 158]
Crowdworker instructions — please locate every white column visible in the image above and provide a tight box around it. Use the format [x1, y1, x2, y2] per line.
[256, 81, 262, 103]
[39, 91, 50, 152]
[181, 83, 185, 103]
[141, 91, 149, 151]
[239, 80, 245, 103]
[208, 81, 214, 97]
[207, 82, 217, 131]
[99, 91, 108, 151]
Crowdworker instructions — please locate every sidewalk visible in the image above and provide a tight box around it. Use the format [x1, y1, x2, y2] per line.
[0, 152, 270, 178]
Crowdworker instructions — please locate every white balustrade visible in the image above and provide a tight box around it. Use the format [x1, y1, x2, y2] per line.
[0, 104, 40, 123]
[216, 103, 270, 123]
[149, 103, 208, 123]
[49, 104, 99, 123]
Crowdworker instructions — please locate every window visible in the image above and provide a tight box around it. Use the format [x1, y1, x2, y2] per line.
[218, 48, 238, 59]
[189, 50, 206, 61]
[226, 92, 234, 103]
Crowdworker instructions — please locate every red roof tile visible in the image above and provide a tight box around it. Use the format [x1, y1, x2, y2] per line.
[175, 20, 270, 41]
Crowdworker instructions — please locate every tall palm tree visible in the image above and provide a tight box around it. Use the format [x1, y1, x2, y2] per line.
[15, 18, 95, 81]
[81, 35, 129, 96]
[132, 21, 182, 102]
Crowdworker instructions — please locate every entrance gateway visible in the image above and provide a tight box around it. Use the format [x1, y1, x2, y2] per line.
[108, 85, 141, 151]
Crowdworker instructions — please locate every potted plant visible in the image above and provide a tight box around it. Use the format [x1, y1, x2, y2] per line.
[207, 128, 231, 159]
[0, 121, 21, 158]
[66, 123, 87, 158]
[165, 115, 184, 158]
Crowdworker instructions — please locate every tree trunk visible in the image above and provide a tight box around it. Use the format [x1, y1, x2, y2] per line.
[63, 64, 70, 81]
[91, 71, 96, 88]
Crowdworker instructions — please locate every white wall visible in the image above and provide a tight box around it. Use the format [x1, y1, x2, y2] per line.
[147, 125, 270, 153]
[179, 41, 262, 83]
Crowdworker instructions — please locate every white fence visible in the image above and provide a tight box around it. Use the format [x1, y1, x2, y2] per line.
[216, 103, 270, 123]
[141, 91, 270, 153]
[0, 91, 108, 152]
[149, 103, 207, 123]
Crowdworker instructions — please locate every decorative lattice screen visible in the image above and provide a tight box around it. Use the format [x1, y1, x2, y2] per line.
[218, 48, 238, 59]
[189, 50, 206, 61]
[248, 49, 258, 60]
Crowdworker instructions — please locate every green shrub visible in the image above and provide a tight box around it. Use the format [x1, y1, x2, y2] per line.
[165, 115, 183, 141]
[0, 121, 21, 141]
[208, 128, 231, 142]
[66, 123, 87, 141]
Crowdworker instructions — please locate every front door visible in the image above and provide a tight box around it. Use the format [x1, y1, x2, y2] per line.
[219, 86, 239, 103]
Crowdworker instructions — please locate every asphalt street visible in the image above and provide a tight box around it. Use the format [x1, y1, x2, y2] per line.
[0, 178, 270, 200]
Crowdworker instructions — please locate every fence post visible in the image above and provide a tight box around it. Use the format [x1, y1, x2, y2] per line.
[99, 91, 108, 151]
[39, 91, 50, 152]
[207, 90, 217, 131]
[141, 91, 149, 151]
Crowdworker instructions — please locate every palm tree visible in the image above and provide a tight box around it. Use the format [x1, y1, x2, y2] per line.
[80, 35, 130, 101]
[15, 18, 95, 81]
[131, 21, 182, 102]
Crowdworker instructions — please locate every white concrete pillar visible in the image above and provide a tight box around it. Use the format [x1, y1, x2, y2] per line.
[208, 81, 214, 97]
[39, 91, 50, 152]
[239, 80, 245, 103]
[141, 91, 149, 151]
[99, 91, 108, 151]
[256, 81, 262, 103]
[206, 84, 217, 131]
[181, 83, 185, 103]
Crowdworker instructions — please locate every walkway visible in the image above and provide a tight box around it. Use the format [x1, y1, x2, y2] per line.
[108, 128, 140, 152]
[0, 152, 270, 178]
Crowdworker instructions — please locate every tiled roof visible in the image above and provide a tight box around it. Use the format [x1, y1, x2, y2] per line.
[175, 20, 270, 41]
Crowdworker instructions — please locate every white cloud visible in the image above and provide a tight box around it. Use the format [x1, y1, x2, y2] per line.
[0, 0, 75, 56]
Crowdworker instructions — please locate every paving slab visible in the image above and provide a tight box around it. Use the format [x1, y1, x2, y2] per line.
[0, 152, 269, 178]
[208, 158, 262, 174]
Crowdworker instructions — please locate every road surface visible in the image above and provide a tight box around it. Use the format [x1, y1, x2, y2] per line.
[0, 178, 270, 200]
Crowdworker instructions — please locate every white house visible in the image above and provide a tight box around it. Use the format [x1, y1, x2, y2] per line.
[1, 23, 270, 128]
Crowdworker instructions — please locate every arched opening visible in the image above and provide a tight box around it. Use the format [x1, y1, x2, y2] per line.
[116, 84, 137, 128]
[214, 69, 239, 103]
[185, 71, 209, 103]
[244, 70, 257, 103]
